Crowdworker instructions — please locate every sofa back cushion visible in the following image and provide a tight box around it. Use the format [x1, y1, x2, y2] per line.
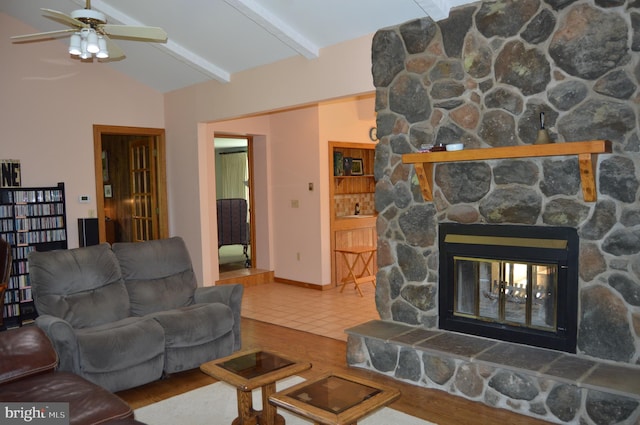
[28, 244, 130, 328]
[112, 237, 197, 316]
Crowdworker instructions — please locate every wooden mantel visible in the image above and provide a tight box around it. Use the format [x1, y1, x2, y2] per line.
[402, 140, 612, 202]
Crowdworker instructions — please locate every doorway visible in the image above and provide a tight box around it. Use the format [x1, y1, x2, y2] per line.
[93, 125, 169, 243]
[214, 135, 255, 273]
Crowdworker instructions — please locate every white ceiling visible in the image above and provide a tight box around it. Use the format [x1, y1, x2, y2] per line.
[1, 0, 469, 93]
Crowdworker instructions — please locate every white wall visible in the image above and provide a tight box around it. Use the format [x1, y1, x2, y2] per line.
[0, 13, 164, 249]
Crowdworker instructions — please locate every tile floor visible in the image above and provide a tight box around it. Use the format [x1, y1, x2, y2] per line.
[241, 281, 379, 341]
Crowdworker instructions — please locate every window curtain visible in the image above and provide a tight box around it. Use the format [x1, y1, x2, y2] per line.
[217, 152, 248, 200]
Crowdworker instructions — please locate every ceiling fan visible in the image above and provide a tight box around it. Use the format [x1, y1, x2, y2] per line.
[10, 0, 168, 60]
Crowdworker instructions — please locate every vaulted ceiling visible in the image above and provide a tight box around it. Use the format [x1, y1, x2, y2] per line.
[2, 0, 471, 93]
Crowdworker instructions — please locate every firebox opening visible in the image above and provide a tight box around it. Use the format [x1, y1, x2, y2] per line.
[439, 223, 578, 353]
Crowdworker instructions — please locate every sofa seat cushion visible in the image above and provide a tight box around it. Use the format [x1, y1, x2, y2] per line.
[75, 316, 165, 374]
[0, 371, 134, 425]
[150, 303, 234, 348]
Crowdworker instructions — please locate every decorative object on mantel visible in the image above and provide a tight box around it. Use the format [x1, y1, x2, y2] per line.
[445, 143, 464, 151]
[402, 140, 612, 202]
[431, 142, 446, 152]
[1, 160, 21, 188]
[10, 0, 167, 61]
[534, 112, 552, 145]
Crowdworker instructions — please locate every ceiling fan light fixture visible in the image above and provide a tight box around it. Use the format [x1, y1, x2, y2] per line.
[79, 39, 90, 59]
[69, 33, 82, 56]
[13, 1, 167, 63]
[70, 8, 106, 25]
[96, 37, 109, 59]
[86, 30, 99, 53]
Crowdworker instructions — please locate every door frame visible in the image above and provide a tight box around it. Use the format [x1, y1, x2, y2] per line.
[92, 125, 169, 243]
[214, 134, 257, 269]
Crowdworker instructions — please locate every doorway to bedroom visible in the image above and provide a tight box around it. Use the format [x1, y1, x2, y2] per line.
[214, 135, 255, 274]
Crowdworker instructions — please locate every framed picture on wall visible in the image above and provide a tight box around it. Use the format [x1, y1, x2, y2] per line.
[102, 151, 109, 183]
[351, 158, 364, 176]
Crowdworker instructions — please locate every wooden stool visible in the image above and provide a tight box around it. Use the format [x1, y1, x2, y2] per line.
[335, 246, 376, 297]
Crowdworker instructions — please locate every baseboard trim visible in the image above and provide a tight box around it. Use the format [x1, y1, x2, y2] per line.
[273, 277, 333, 291]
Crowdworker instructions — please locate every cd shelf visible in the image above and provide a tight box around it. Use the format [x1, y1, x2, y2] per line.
[0, 182, 67, 328]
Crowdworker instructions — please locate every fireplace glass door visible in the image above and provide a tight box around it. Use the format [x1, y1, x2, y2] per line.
[454, 257, 557, 332]
[439, 224, 578, 353]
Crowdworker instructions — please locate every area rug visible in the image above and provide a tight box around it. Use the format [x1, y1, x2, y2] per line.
[134, 375, 436, 425]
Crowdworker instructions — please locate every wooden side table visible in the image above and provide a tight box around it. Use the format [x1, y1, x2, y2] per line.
[200, 349, 311, 425]
[269, 372, 400, 425]
[335, 246, 376, 297]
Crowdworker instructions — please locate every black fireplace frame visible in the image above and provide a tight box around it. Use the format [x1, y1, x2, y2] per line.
[438, 223, 578, 353]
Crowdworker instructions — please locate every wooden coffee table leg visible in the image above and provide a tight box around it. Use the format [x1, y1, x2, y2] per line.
[233, 389, 258, 425]
[258, 382, 285, 425]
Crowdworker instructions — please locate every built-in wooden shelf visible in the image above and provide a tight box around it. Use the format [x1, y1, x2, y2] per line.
[402, 140, 612, 202]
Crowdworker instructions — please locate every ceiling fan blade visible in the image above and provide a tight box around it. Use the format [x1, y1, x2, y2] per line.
[101, 25, 167, 42]
[41, 8, 87, 29]
[102, 35, 126, 60]
[11, 28, 77, 42]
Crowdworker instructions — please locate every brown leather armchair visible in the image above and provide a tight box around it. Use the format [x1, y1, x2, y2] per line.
[0, 237, 11, 329]
[0, 326, 146, 425]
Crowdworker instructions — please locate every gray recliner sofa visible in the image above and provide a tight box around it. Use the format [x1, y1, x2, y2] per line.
[28, 237, 243, 393]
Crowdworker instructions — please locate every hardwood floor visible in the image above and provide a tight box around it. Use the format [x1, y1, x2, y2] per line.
[117, 318, 552, 425]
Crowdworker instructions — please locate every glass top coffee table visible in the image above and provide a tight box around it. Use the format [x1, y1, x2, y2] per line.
[200, 349, 311, 425]
[269, 372, 400, 425]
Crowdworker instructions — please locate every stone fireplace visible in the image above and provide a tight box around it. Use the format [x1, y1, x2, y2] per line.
[346, 0, 640, 423]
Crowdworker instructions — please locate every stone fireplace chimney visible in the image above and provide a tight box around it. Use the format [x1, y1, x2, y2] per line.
[372, 0, 639, 365]
[347, 1, 640, 423]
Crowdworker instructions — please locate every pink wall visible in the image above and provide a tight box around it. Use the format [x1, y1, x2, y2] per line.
[0, 13, 164, 248]
[269, 106, 323, 283]
[3, 10, 377, 285]
[165, 35, 377, 285]
[205, 116, 274, 285]
[201, 98, 375, 286]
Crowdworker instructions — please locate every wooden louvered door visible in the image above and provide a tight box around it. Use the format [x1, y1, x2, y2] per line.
[129, 138, 158, 242]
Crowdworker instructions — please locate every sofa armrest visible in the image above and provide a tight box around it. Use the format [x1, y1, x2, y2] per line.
[35, 315, 80, 373]
[194, 284, 244, 350]
[0, 327, 57, 385]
